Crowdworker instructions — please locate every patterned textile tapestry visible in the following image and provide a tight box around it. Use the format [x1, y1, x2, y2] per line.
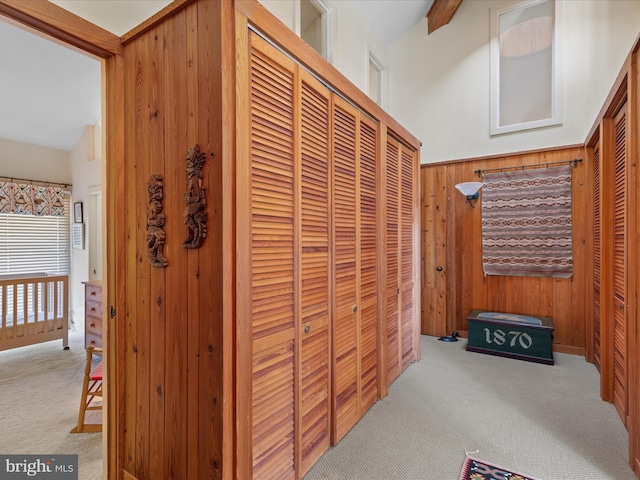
[481, 165, 572, 278]
[0, 182, 66, 216]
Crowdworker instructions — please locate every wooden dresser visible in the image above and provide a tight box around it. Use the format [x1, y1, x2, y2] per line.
[82, 280, 103, 349]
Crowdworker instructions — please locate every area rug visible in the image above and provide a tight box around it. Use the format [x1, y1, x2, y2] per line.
[460, 456, 541, 480]
[481, 165, 573, 278]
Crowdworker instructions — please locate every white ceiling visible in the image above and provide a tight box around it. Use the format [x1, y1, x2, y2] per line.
[0, 0, 431, 152]
[348, 0, 434, 45]
[0, 19, 101, 151]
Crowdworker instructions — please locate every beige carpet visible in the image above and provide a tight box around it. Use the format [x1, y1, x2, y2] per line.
[0, 333, 635, 480]
[304, 335, 636, 480]
[0, 329, 103, 480]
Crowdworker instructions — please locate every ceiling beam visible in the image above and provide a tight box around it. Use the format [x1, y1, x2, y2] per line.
[426, 0, 463, 34]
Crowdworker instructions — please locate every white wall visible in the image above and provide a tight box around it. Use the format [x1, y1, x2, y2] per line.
[258, 0, 388, 106]
[387, 0, 640, 163]
[69, 127, 102, 328]
[0, 138, 70, 183]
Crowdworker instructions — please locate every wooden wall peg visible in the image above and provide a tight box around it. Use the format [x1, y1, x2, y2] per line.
[183, 144, 209, 249]
[146, 174, 168, 267]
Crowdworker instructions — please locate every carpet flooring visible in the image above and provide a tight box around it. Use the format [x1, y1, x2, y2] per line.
[0, 329, 102, 480]
[0, 333, 635, 480]
[303, 336, 636, 480]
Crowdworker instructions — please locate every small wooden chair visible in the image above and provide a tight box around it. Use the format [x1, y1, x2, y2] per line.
[70, 345, 103, 433]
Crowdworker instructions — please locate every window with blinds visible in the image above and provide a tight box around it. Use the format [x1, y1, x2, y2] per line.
[0, 195, 71, 276]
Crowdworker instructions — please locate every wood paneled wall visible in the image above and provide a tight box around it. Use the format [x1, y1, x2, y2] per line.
[118, 2, 232, 479]
[421, 146, 588, 354]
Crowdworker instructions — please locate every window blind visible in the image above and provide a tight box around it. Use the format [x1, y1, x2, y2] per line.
[0, 195, 71, 275]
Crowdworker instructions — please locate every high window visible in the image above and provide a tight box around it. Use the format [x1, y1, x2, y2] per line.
[368, 51, 385, 107]
[490, 0, 562, 135]
[298, 0, 334, 63]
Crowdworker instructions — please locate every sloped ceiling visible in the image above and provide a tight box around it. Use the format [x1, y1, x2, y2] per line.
[348, 0, 434, 45]
[0, 19, 101, 151]
[0, 0, 433, 151]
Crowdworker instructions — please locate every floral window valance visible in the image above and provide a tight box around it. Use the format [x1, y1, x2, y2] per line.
[0, 182, 67, 217]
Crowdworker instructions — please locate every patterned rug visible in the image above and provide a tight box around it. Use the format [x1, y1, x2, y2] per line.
[481, 165, 573, 278]
[460, 456, 541, 480]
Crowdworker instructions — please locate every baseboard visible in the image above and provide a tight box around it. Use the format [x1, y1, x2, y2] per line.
[552, 344, 585, 356]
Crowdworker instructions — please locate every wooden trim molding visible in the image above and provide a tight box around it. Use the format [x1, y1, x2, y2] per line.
[0, 4, 125, 480]
[0, 0, 121, 57]
[553, 344, 586, 356]
[420, 143, 585, 169]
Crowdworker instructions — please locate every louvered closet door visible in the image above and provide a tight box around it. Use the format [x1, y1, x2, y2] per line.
[593, 143, 601, 372]
[386, 136, 416, 384]
[249, 33, 296, 480]
[386, 137, 401, 384]
[359, 116, 378, 413]
[399, 143, 416, 369]
[332, 96, 360, 443]
[612, 103, 628, 423]
[298, 70, 331, 476]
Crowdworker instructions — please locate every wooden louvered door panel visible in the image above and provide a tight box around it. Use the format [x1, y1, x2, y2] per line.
[359, 116, 378, 413]
[593, 143, 602, 371]
[399, 144, 416, 369]
[249, 33, 296, 480]
[386, 137, 401, 384]
[298, 70, 331, 476]
[332, 96, 360, 443]
[612, 103, 628, 424]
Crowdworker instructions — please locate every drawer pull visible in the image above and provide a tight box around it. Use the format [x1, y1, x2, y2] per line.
[90, 323, 96, 328]
[353, 305, 358, 313]
[90, 291, 96, 296]
[304, 325, 311, 334]
[90, 308, 96, 313]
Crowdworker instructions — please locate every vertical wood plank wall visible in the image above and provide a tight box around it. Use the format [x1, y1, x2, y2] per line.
[420, 146, 589, 353]
[119, 2, 229, 479]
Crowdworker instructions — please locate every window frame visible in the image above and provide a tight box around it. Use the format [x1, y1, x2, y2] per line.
[489, 0, 563, 135]
[0, 195, 71, 276]
[295, 0, 335, 64]
[367, 50, 386, 107]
